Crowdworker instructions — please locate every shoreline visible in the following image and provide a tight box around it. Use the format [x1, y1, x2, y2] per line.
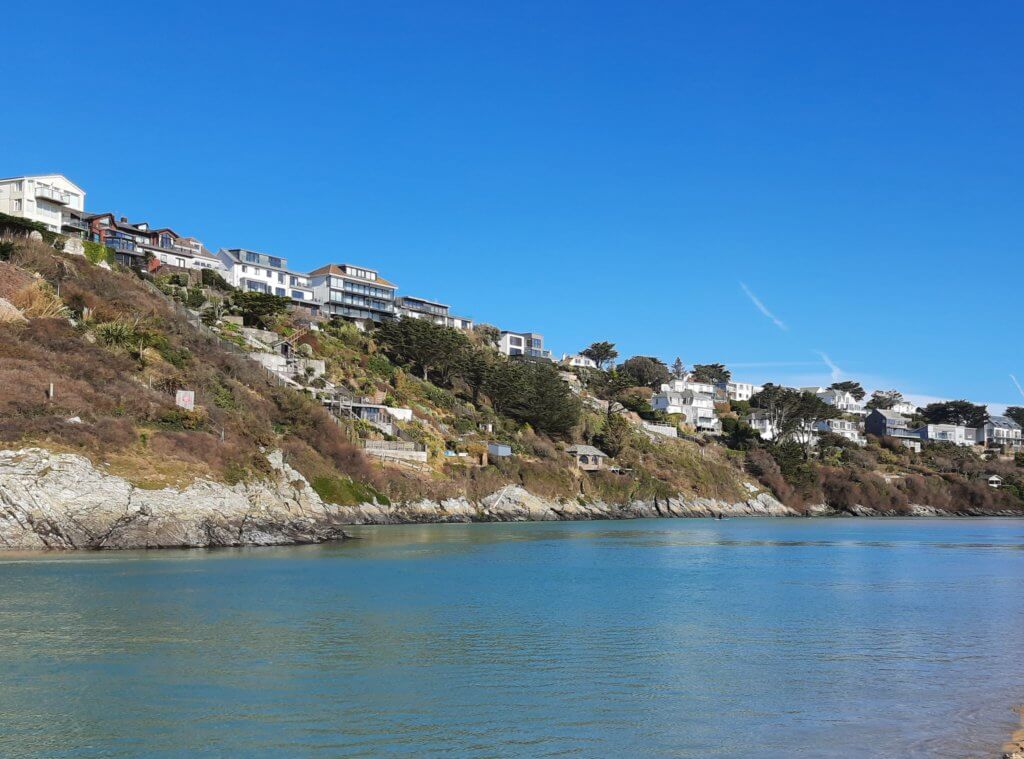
[3, 447, 1023, 550]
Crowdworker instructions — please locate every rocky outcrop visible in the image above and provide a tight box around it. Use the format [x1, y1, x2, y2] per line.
[0, 448, 351, 549]
[8, 446, 1013, 551]
[323, 485, 796, 525]
[0, 447, 800, 549]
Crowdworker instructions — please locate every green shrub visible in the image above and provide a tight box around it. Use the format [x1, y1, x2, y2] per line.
[312, 475, 389, 505]
[201, 268, 232, 291]
[82, 240, 115, 266]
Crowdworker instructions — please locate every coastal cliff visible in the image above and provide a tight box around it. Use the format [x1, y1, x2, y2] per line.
[0, 446, 800, 549]
[0, 448, 350, 549]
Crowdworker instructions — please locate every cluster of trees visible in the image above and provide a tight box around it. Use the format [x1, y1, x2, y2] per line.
[374, 318, 580, 435]
[749, 384, 840, 458]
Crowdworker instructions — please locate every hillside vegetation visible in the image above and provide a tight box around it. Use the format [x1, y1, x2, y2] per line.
[1, 237, 1021, 516]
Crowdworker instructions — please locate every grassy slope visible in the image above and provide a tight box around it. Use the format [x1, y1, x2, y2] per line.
[1, 239, 1021, 514]
[0, 241, 751, 508]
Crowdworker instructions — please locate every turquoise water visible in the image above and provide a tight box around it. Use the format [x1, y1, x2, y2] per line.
[1, 519, 1023, 758]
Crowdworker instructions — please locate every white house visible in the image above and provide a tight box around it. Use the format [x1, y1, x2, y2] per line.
[660, 377, 716, 398]
[719, 381, 762, 403]
[748, 412, 816, 445]
[978, 416, 1022, 450]
[803, 386, 866, 416]
[651, 389, 720, 432]
[561, 353, 598, 369]
[309, 263, 397, 322]
[0, 174, 87, 236]
[914, 424, 977, 447]
[816, 418, 866, 446]
[891, 400, 917, 416]
[219, 249, 319, 312]
[499, 331, 552, 360]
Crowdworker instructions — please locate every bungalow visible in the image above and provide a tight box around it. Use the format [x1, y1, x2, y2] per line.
[978, 416, 1023, 451]
[567, 444, 608, 471]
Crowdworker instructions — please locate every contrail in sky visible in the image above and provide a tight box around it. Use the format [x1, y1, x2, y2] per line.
[1011, 374, 1024, 400]
[739, 282, 787, 331]
[817, 351, 842, 382]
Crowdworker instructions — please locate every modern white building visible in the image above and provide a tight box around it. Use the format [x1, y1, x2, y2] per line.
[395, 295, 473, 330]
[660, 377, 717, 398]
[309, 263, 397, 322]
[651, 389, 721, 432]
[499, 331, 552, 360]
[0, 174, 87, 236]
[561, 353, 598, 369]
[219, 249, 318, 311]
[720, 380, 762, 402]
[914, 424, 977, 447]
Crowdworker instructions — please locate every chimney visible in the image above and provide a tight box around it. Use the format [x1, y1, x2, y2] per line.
[120, 216, 128, 223]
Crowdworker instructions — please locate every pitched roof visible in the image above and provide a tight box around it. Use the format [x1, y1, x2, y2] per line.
[871, 408, 908, 421]
[308, 263, 396, 288]
[567, 444, 608, 457]
[988, 415, 1022, 430]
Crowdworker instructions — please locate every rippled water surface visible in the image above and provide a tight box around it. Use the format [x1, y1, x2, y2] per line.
[1, 519, 1023, 758]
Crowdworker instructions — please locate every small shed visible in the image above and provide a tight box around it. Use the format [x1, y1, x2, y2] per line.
[487, 442, 512, 458]
[987, 474, 1003, 489]
[567, 444, 609, 472]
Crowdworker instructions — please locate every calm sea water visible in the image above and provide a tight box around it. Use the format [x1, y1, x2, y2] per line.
[1, 519, 1022, 758]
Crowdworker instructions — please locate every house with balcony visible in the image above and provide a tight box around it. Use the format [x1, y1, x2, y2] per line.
[913, 424, 977, 447]
[308, 263, 397, 323]
[659, 377, 717, 398]
[978, 416, 1022, 451]
[396, 295, 473, 330]
[718, 380, 762, 403]
[139, 228, 224, 272]
[651, 388, 721, 433]
[0, 174, 87, 236]
[499, 331, 553, 360]
[219, 249, 318, 312]
[86, 213, 155, 268]
[864, 409, 922, 451]
[748, 412, 817, 445]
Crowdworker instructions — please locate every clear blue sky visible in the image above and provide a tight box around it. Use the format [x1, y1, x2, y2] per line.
[6, 1, 1023, 409]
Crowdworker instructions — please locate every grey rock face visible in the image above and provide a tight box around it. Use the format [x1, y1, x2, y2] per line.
[0, 448, 350, 550]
